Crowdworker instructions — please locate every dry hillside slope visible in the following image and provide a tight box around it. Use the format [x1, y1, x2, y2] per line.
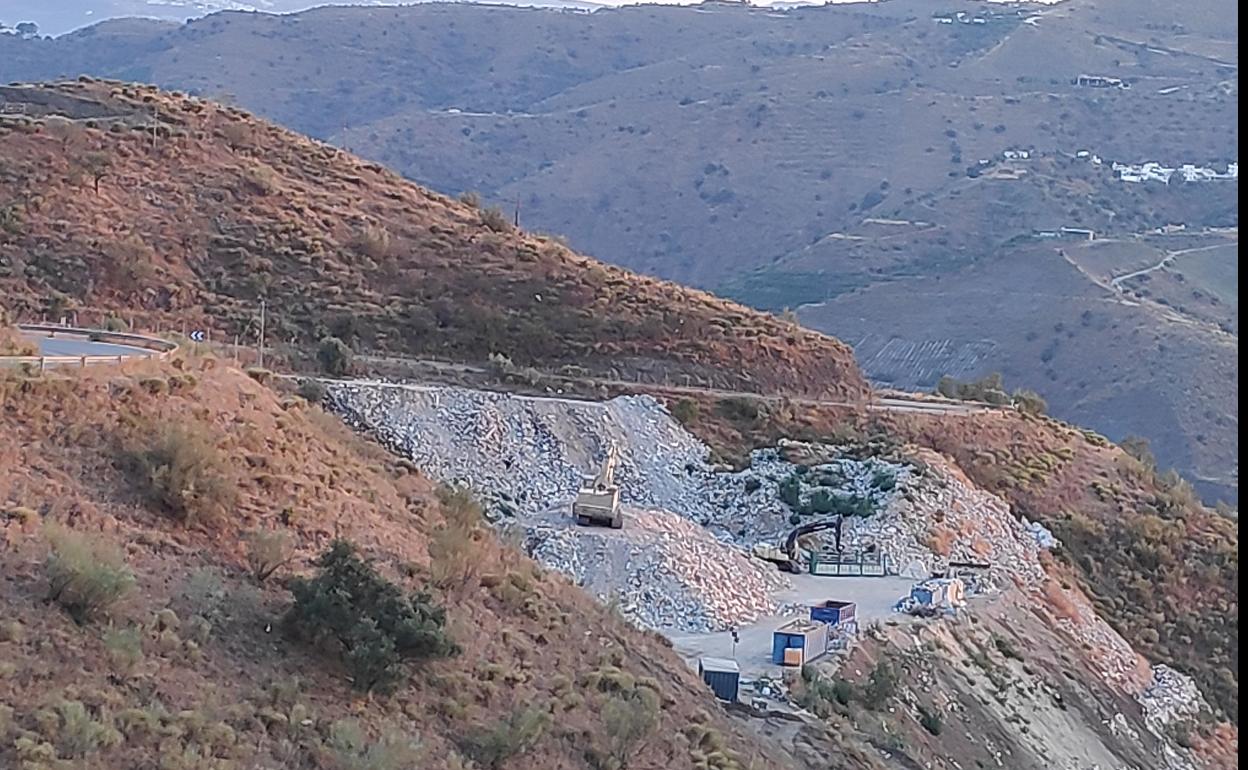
[0, 358, 881, 770]
[0, 79, 866, 400]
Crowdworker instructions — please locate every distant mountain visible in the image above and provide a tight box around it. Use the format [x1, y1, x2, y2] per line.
[0, 0, 607, 37]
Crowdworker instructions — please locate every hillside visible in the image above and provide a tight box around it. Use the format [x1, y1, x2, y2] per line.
[664, 389, 1239, 726]
[0, 0, 1235, 502]
[0, 80, 865, 400]
[0, 357, 885, 770]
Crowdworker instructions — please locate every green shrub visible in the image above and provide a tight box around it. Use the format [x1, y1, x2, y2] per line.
[122, 423, 236, 525]
[598, 687, 660, 768]
[1011, 389, 1047, 416]
[777, 474, 802, 508]
[669, 398, 699, 425]
[245, 529, 294, 584]
[48, 700, 123, 757]
[317, 336, 353, 376]
[45, 524, 135, 624]
[917, 705, 943, 736]
[103, 626, 144, 673]
[480, 206, 513, 233]
[993, 634, 1023, 661]
[284, 540, 458, 693]
[716, 396, 761, 424]
[459, 707, 548, 770]
[296, 379, 328, 403]
[861, 661, 898, 709]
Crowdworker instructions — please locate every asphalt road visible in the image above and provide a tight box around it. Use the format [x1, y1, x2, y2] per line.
[17, 331, 158, 361]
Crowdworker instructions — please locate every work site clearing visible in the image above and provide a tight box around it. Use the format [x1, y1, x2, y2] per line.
[326, 378, 1213, 765]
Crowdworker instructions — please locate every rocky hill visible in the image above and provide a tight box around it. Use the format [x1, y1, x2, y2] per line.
[0, 79, 866, 400]
[0, 0, 1236, 502]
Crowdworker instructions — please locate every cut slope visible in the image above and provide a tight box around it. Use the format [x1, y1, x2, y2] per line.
[0, 79, 866, 400]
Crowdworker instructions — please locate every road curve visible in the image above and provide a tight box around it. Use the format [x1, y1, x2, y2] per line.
[27, 334, 155, 358]
[4, 325, 177, 367]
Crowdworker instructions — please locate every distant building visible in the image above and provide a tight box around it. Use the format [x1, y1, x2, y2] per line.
[1003, 149, 1031, 160]
[1075, 74, 1129, 89]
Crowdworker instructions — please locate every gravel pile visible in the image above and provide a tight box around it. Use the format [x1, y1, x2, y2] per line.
[515, 509, 789, 632]
[1140, 665, 1211, 735]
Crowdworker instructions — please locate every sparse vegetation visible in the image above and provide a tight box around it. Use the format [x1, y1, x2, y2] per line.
[459, 706, 548, 769]
[284, 540, 458, 693]
[121, 423, 237, 525]
[327, 719, 423, 770]
[244, 529, 295, 583]
[44, 524, 135, 624]
[480, 206, 512, 233]
[669, 398, 699, 425]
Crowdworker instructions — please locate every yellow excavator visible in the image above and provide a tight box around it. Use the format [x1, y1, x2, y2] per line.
[573, 445, 624, 529]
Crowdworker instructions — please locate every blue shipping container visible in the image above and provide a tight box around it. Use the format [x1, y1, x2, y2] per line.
[771, 620, 830, 665]
[810, 600, 857, 627]
[698, 658, 740, 702]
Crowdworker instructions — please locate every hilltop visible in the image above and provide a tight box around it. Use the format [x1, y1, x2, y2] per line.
[0, 0, 1233, 501]
[0, 79, 866, 400]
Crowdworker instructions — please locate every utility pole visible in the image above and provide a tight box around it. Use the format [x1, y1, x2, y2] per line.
[258, 298, 266, 368]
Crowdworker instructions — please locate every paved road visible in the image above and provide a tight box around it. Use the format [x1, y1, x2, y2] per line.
[28, 334, 154, 358]
[327, 363, 999, 417]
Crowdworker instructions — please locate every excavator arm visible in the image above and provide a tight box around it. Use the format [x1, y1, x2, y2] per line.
[783, 516, 843, 561]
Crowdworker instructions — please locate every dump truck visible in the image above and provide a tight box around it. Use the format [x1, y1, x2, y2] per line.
[573, 445, 623, 528]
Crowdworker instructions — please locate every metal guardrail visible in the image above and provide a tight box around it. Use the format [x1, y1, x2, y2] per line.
[1, 323, 178, 370]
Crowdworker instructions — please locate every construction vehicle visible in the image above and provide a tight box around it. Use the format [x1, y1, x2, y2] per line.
[752, 517, 843, 573]
[573, 445, 623, 529]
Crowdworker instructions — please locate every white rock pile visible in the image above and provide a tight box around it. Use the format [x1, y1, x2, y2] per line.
[1140, 665, 1211, 734]
[514, 509, 789, 632]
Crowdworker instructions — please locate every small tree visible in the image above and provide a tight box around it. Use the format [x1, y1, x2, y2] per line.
[79, 152, 112, 194]
[284, 540, 458, 693]
[317, 336, 353, 376]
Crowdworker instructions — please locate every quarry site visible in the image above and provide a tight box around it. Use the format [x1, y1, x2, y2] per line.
[326, 379, 1216, 768]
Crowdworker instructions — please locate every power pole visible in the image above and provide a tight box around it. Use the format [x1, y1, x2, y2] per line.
[258, 298, 267, 368]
